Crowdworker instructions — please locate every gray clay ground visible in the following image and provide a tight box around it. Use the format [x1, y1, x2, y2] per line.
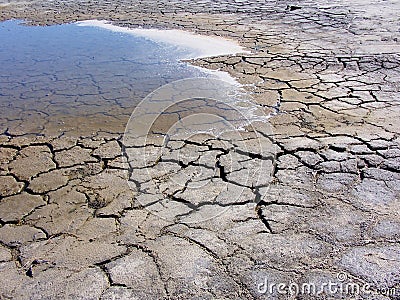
[0, 0, 400, 299]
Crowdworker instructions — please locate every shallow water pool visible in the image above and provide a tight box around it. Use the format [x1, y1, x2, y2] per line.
[0, 20, 209, 136]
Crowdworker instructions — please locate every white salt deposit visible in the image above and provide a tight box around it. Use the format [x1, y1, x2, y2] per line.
[76, 20, 249, 59]
[189, 65, 240, 86]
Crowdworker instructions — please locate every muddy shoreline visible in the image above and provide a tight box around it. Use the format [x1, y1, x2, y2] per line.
[0, 1, 399, 299]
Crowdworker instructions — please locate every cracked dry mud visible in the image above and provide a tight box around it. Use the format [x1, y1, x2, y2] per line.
[1, 0, 400, 299]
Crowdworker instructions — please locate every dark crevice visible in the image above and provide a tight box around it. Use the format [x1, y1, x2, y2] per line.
[255, 204, 273, 234]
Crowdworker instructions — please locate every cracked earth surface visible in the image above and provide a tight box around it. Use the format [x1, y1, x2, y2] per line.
[0, 0, 400, 299]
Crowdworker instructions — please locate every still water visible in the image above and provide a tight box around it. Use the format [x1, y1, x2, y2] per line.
[0, 20, 210, 136]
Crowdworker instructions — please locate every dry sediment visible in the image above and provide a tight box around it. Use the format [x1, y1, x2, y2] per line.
[0, 1, 400, 299]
